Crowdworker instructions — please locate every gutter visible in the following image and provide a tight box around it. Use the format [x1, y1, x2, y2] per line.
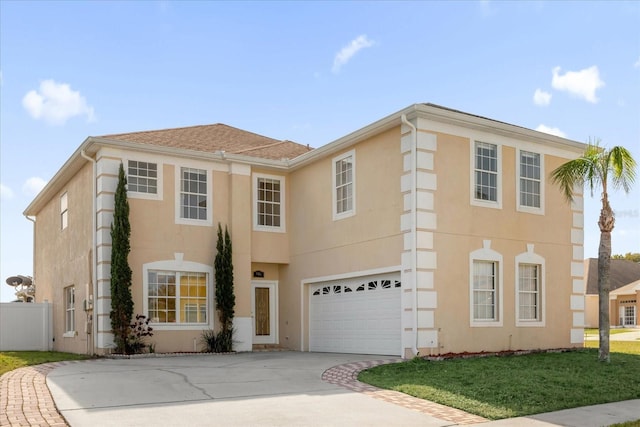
[401, 114, 419, 357]
[80, 149, 97, 355]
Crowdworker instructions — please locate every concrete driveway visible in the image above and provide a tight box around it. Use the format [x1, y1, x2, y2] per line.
[47, 352, 452, 427]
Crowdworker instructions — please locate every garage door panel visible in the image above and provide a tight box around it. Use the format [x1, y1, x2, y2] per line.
[309, 273, 401, 356]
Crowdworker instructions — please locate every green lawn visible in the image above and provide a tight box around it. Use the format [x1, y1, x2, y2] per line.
[0, 351, 90, 376]
[359, 342, 640, 420]
[584, 328, 639, 337]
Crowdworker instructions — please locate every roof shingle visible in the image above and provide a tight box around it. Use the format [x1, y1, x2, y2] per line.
[101, 123, 312, 161]
[584, 258, 640, 294]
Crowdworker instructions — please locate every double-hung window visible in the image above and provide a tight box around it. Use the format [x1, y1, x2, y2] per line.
[474, 142, 498, 203]
[60, 192, 68, 230]
[518, 263, 540, 321]
[64, 286, 75, 336]
[333, 150, 355, 220]
[147, 270, 208, 324]
[515, 245, 545, 326]
[473, 261, 498, 321]
[254, 173, 285, 231]
[128, 160, 158, 194]
[519, 150, 543, 212]
[180, 167, 208, 221]
[470, 241, 503, 326]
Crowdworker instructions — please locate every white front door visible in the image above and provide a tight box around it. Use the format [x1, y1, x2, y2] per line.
[251, 281, 278, 344]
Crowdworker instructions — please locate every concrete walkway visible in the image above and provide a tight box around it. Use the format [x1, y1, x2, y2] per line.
[1, 348, 639, 426]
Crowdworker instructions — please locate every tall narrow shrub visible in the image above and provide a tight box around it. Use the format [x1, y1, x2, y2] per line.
[214, 223, 235, 350]
[110, 163, 134, 353]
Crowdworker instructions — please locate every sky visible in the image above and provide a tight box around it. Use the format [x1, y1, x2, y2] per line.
[1, 1, 639, 302]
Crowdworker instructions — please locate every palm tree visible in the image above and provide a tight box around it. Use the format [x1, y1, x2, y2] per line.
[551, 140, 636, 362]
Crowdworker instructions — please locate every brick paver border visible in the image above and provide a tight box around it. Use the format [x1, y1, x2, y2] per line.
[2, 356, 488, 426]
[322, 359, 489, 425]
[0, 362, 73, 427]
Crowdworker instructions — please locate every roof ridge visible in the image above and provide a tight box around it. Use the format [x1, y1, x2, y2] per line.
[231, 140, 288, 155]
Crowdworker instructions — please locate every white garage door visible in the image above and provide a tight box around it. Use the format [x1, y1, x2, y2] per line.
[309, 273, 401, 356]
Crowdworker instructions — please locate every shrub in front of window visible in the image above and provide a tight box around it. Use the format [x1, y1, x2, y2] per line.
[125, 314, 154, 354]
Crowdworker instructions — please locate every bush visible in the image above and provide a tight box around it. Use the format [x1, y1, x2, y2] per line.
[125, 314, 154, 354]
[201, 329, 233, 353]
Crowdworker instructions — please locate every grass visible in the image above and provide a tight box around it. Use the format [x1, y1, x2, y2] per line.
[584, 328, 639, 337]
[359, 342, 640, 420]
[0, 351, 90, 376]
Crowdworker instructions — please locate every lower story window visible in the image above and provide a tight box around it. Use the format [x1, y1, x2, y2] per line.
[148, 271, 208, 324]
[518, 263, 540, 321]
[64, 286, 75, 333]
[473, 260, 497, 321]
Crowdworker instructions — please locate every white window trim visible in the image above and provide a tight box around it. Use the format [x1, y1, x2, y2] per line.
[469, 240, 503, 327]
[516, 149, 544, 215]
[142, 258, 213, 331]
[125, 158, 163, 201]
[515, 244, 546, 327]
[175, 166, 213, 226]
[470, 141, 502, 209]
[60, 192, 68, 230]
[253, 173, 286, 233]
[332, 149, 356, 221]
[63, 286, 76, 337]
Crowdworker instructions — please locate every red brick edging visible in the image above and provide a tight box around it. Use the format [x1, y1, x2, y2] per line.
[322, 358, 489, 425]
[0, 362, 72, 427]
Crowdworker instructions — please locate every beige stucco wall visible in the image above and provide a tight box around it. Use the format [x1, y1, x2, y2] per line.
[283, 127, 405, 351]
[430, 132, 579, 354]
[34, 162, 94, 354]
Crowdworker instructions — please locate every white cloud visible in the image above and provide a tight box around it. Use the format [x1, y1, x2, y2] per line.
[536, 124, 566, 138]
[634, 57, 640, 68]
[332, 35, 375, 74]
[551, 66, 604, 103]
[22, 177, 47, 196]
[533, 89, 552, 106]
[22, 79, 95, 125]
[1, 183, 14, 200]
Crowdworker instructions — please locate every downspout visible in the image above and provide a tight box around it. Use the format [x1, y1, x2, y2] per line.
[81, 149, 97, 355]
[401, 114, 419, 357]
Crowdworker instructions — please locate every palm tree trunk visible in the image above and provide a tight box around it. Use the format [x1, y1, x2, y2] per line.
[597, 194, 614, 363]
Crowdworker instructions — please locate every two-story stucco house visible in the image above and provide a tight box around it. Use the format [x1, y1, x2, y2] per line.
[24, 103, 587, 357]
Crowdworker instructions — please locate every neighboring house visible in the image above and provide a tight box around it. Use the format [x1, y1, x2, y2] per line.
[24, 103, 587, 357]
[583, 258, 640, 328]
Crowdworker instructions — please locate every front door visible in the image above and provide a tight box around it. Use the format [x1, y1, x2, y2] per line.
[251, 281, 278, 344]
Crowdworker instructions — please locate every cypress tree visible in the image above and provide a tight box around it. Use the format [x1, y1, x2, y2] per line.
[214, 223, 235, 350]
[110, 163, 134, 353]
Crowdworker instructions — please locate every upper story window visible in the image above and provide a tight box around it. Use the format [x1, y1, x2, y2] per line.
[474, 142, 498, 203]
[518, 150, 543, 213]
[128, 160, 158, 194]
[333, 150, 356, 220]
[180, 167, 207, 221]
[64, 286, 75, 335]
[253, 173, 285, 232]
[60, 192, 68, 230]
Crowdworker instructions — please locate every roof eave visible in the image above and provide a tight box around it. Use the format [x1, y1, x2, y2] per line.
[288, 103, 586, 169]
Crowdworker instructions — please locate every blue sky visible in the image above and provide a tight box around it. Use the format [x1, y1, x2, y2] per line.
[1, 1, 638, 302]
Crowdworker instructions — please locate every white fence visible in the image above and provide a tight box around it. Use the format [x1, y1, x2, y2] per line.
[0, 302, 53, 351]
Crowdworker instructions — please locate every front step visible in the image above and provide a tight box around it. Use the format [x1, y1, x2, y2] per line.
[252, 344, 289, 352]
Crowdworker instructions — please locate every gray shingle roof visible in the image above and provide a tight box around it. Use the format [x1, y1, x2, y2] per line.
[102, 123, 312, 161]
[584, 258, 640, 294]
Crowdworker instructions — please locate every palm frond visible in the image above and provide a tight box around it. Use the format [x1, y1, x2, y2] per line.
[608, 146, 637, 194]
